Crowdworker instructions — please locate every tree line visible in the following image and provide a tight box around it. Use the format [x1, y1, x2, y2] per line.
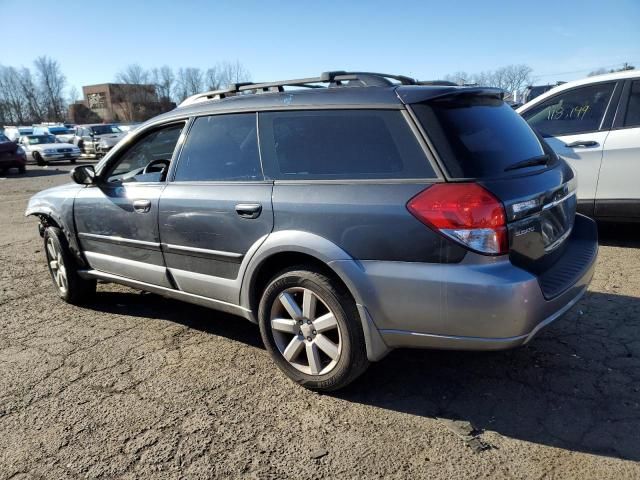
[443, 64, 533, 101]
[0, 58, 251, 125]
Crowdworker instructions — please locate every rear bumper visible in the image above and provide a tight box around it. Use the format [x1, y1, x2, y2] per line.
[339, 214, 598, 354]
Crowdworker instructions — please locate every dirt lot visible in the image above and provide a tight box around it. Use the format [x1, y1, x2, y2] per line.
[0, 162, 639, 479]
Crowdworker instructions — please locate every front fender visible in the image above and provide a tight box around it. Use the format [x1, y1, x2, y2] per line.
[25, 183, 86, 266]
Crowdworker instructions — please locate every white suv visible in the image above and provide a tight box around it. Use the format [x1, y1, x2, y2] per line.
[518, 70, 639, 221]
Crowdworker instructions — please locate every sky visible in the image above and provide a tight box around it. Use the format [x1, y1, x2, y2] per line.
[1, 0, 639, 94]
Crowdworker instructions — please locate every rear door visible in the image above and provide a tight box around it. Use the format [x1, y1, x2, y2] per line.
[520, 81, 619, 216]
[75, 122, 186, 286]
[159, 113, 273, 304]
[595, 78, 640, 219]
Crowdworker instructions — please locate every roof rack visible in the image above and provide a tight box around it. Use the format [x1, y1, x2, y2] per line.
[179, 70, 421, 107]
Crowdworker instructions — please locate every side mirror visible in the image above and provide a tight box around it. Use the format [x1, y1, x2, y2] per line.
[71, 165, 96, 185]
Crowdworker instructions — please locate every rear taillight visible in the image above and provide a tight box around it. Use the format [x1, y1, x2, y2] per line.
[407, 183, 508, 255]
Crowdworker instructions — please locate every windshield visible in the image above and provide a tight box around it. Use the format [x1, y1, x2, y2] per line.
[413, 96, 545, 178]
[27, 135, 56, 145]
[91, 125, 122, 135]
[0, 134, 9, 142]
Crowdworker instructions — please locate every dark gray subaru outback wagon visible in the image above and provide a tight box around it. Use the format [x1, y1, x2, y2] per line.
[26, 71, 598, 391]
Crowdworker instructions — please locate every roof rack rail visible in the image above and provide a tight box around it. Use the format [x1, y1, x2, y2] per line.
[178, 70, 420, 107]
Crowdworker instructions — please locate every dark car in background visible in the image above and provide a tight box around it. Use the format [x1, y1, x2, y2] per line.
[26, 71, 598, 391]
[0, 133, 27, 174]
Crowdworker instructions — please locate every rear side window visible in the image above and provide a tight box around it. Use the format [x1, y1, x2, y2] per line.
[174, 113, 262, 182]
[259, 110, 434, 180]
[413, 97, 545, 178]
[522, 83, 616, 136]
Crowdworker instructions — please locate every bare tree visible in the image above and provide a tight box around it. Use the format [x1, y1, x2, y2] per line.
[175, 67, 204, 102]
[444, 64, 533, 100]
[589, 62, 635, 77]
[67, 85, 80, 104]
[116, 64, 149, 85]
[34, 56, 66, 121]
[114, 64, 158, 122]
[0, 66, 27, 124]
[151, 66, 175, 101]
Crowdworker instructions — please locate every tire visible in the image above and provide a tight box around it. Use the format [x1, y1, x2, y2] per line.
[18, 165, 26, 174]
[43, 226, 96, 304]
[34, 152, 46, 166]
[70, 158, 77, 164]
[77, 140, 85, 154]
[258, 265, 369, 391]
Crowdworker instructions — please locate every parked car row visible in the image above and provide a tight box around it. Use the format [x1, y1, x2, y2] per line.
[0, 122, 139, 170]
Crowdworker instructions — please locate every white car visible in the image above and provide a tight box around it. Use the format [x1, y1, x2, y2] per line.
[518, 70, 639, 222]
[18, 134, 81, 165]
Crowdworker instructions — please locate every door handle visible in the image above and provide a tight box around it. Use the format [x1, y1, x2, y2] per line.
[565, 140, 599, 148]
[133, 199, 151, 213]
[235, 203, 262, 219]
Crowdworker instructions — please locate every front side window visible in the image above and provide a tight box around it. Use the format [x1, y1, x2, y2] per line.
[173, 113, 261, 182]
[106, 123, 184, 183]
[623, 80, 640, 128]
[522, 83, 616, 136]
[259, 110, 434, 180]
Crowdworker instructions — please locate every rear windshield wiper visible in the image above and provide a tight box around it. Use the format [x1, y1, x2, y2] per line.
[504, 154, 551, 172]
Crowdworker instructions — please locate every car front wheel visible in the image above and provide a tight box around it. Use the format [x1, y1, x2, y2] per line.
[43, 226, 96, 304]
[258, 266, 369, 391]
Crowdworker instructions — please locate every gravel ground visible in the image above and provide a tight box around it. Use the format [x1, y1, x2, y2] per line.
[1, 163, 639, 479]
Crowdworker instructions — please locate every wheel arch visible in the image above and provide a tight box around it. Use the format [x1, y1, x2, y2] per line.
[239, 230, 390, 362]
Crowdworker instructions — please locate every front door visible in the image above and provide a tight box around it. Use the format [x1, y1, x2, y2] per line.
[595, 78, 640, 219]
[74, 121, 186, 286]
[521, 81, 619, 216]
[159, 113, 273, 304]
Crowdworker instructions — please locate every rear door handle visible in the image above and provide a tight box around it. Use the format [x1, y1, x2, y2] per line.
[565, 140, 599, 148]
[235, 203, 262, 219]
[133, 199, 151, 213]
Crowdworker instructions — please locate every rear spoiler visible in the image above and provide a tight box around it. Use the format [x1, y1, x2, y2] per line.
[396, 86, 504, 104]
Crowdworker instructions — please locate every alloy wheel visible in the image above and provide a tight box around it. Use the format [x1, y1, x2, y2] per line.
[46, 238, 68, 294]
[269, 287, 342, 375]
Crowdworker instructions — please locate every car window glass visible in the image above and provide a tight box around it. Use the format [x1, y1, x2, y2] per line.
[174, 113, 262, 182]
[522, 83, 615, 136]
[623, 80, 640, 128]
[106, 123, 184, 183]
[259, 110, 434, 180]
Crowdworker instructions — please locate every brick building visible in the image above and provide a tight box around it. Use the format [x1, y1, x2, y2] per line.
[69, 83, 174, 124]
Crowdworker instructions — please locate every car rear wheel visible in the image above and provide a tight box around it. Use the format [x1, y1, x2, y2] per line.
[34, 152, 47, 166]
[258, 266, 369, 391]
[43, 226, 96, 304]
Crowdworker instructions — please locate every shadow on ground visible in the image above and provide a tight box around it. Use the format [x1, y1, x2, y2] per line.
[339, 290, 640, 462]
[83, 285, 639, 462]
[87, 289, 264, 350]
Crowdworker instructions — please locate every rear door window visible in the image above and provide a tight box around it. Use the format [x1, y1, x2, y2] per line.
[258, 110, 434, 180]
[522, 83, 616, 136]
[413, 96, 546, 178]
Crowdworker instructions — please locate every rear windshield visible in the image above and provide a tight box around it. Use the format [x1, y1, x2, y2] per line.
[413, 96, 545, 178]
